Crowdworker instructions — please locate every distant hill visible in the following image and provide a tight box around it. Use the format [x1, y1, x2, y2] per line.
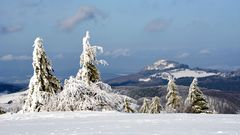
[113, 85, 240, 114]
[107, 59, 240, 92]
[0, 82, 27, 94]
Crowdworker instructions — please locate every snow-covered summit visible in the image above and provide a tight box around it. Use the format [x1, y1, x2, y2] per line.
[145, 59, 189, 71]
[144, 59, 219, 79]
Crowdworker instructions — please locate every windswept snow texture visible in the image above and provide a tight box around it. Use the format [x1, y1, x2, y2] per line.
[0, 112, 240, 135]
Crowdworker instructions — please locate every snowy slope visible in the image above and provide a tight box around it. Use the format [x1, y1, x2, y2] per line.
[0, 90, 26, 104]
[145, 59, 219, 79]
[145, 59, 180, 70]
[0, 90, 26, 113]
[0, 111, 240, 135]
[166, 69, 218, 79]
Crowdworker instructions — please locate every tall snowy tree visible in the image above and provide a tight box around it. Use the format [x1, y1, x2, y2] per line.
[139, 98, 150, 113]
[76, 31, 107, 85]
[149, 96, 162, 114]
[185, 78, 210, 113]
[165, 78, 182, 113]
[23, 37, 62, 112]
[123, 98, 135, 113]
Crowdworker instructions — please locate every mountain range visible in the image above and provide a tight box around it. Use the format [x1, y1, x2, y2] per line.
[106, 59, 240, 113]
[0, 82, 26, 95]
[107, 59, 240, 92]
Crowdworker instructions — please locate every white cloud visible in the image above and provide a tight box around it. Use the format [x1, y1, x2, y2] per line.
[54, 54, 64, 59]
[0, 54, 31, 61]
[177, 52, 190, 59]
[145, 18, 170, 32]
[0, 25, 23, 34]
[199, 49, 210, 55]
[104, 49, 131, 57]
[59, 6, 106, 31]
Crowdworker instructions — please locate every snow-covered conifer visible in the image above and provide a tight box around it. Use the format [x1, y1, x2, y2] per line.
[165, 78, 182, 113]
[77, 31, 107, 85]
[23, 37, 62, 112]
[123, 98, 135, 113]
[149, 96, 162, 114]
[0, 107, 5, 114]
[139, 98, 150, 113]
[185, 78, 210, 113]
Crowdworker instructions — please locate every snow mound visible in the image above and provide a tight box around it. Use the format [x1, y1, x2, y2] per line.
[52, 77, 133, 112]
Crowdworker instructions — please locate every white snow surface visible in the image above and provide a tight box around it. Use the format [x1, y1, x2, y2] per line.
[146, 60, 176, 70]
[171, 69, 218, 79]
[0, 91, 26, 104]
[0, 91, 26, 113]
[0, 111, 240, 135]
[138, 78, 151, 82]
[150, 69, 218, 79]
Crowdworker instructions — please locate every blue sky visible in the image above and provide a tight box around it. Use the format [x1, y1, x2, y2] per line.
[0, 0, 240, 83]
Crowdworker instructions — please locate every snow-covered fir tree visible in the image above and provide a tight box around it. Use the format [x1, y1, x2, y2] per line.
[23, 37, 62, 112]
[149, 96, 162, 114]
[185, 78, 210, 113]
[76, 31, 107, 85]
[123, 98, 135, 113]
[139, 98, 150, 113]
[165, 78, 182, 113]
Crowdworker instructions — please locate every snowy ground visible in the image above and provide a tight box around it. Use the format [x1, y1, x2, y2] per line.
[0, 111, 240, 135]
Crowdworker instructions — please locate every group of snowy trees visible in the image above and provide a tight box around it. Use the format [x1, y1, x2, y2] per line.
[23, 31, 128, 112]
[138, 97, 162, 113]
[136, 77, 211, 114]
[23, 31, 211, 114]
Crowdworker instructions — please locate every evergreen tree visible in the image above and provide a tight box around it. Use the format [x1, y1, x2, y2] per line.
[139, 98, 150, 113]
[23, 37, 62, 112]
[149, 96, 162, 114]
[123, 98, 134, 113]
[77, 31, 107, 85]
[185, 78, 210, 113]
[165, 78, 182, 113]
[0, 107, 5, 114]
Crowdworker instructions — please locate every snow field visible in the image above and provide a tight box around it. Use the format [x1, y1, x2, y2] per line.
[0, 111, 240, 135]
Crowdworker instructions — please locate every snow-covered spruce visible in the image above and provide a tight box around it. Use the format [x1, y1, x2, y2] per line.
[77, 31, 107, 85]
[149, 96, 162, 114]
[23, 37, 62, 112]
[0, 107, 5, 114]
[184, 78, 211, 113]
[165, 78, 182, 113]
[51, 31, 135, 112]
[139, 98, 150, 113]
[123, 98, 135, 113]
